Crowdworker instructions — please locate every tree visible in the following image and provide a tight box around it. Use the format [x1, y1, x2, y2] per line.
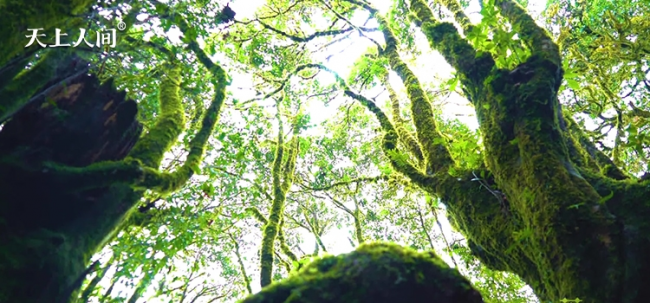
[236, 0, 650, 302]
[1, 0, 648, 303]
[0, 2, 231, 302]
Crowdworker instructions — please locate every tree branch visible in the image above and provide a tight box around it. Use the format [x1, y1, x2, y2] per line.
[409, 0, 495, 86]
[494, 0, 561, 66]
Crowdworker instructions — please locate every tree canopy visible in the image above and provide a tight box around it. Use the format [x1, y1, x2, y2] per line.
[0, 0, 649, 302]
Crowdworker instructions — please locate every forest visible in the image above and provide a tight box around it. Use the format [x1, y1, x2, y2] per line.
[0, 0, 649, 302]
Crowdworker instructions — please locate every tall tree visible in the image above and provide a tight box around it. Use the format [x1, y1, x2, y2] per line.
[2, 0, 649, 302]
[0, 2, 232, 302]
[240, 0, 650, 302]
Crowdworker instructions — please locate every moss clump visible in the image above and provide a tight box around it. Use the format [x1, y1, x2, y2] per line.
[241, 242, 484, 303]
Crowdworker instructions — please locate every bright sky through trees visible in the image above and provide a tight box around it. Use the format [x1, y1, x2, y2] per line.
[98, 0, 560, 301]
[4, 0, 650, 301]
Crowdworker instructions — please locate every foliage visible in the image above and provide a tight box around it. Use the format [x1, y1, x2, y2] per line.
[1, 0, 649, 302]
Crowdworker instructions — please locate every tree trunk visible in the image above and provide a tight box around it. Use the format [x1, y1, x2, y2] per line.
[311, 1, 650, 302]
[400, 1, 650, 302]
[0, 70, 143, 303]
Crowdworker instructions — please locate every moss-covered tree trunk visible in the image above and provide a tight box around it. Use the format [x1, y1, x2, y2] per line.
[327, 0, 650, 302]
[248, 0, 650, 302]
[0, 70, 145, 302]
[0, 5, 229, 301]
[260, 100, 301, 287]
[410, 1, 650, 301]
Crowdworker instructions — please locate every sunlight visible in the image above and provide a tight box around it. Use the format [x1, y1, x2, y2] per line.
[102, 1, 550, 302]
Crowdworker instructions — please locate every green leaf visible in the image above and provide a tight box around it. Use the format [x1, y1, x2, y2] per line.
[565, 78, 580, 90]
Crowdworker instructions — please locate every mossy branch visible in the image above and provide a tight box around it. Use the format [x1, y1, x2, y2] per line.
[246, 207, 298, 263]
[344, 89, 433, 186]
[353, 196, 365, 244]
[229, 233, 253, 295]
[628, 101, 650, 118]
[37, 58, 226, 195]
[281, 114, 300, 191]
[37, 158, 146, 192]
[129, 62, 185, 168]
[292, 63, 434, 187]
[246, 207, 269, 225]
[277, 219, 299, 262]
[142, 68, 227, 194]
[436, 0, 474, 33]
[494, 0, 561, 65]
[376, 15, 454, 173]
[409, 0, 495, 85]
[382, 75, 425, 164]
[260, 100, 297, 287]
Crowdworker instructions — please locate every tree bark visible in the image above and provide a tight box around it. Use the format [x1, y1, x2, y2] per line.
[325, 0, 650, 302]
[0, 71, 143, 302]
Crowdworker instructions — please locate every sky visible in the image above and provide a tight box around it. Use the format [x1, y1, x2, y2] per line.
[98, 0, 551, 302]
[223, 0, 550, 262]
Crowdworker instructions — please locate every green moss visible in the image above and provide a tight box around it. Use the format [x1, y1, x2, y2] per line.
[241, 242, 484, 303]
[0, 50, 63, 122]
[342, 1, 649, 302]
[134, 59, 228, 195]
[437, 0, 473, 32]
[0, 0, 92, 66]
[452, 48, 623, 301]
[409, 0, 493, 85]
[376, 15, 454, 173]
[278, 219, 298, 262]
[129, 63, 185, 168]
[494, 0, 561, 66]
[38, 158, 145, 191]
[260, 108, 301, 287]
[0, 228, 86, 303]
[247, 207, 269, 224]
[383, 76, 424, 163]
